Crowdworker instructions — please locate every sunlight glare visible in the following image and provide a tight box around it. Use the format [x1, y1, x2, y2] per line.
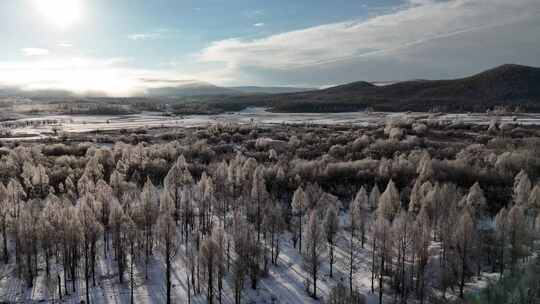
[33, 0, 83, 29]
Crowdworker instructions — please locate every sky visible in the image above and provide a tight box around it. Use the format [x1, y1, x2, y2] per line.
[0, 0, 539, 96]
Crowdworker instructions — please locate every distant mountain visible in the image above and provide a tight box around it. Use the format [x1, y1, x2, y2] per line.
[172, 64, 540, 114]
[146, 81, 315, 97]
[145, 81, 240, 97]
[269, 63, 540, 112]
[0, 86, 76, 99]
[230, 86, 315, 94]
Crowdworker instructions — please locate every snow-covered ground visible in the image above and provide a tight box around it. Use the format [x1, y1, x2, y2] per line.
[2, 108, 540, 140]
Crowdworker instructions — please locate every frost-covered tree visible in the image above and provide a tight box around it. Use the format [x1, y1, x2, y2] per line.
[157, 190, 179, 304]
[417, 153, 434, 182]
[211, 226, 226, 304]
[324, 204, 339, 278]
[0, 183, 9, 263]
[39, 195, 61, 276]
[164, 155, 193, 224]
[6, 179, 26, 265]
[529, 184, 540, 229]
[109, 200, 129, 283]
[136, 178, 160, 277]
[109, 169, 127, 199]
[373, 215, 391, 303]
[369, 184, 381, 214]
[408, 180, 432, 215]
[377, 179, 401, 221]
[78, 196, 103, 304]
[392, 211, 414, 302]
[513, 170, 531, 206]
[292, 186, 307, 252]
[95, 179, 114, 257]
[347, 189, 363, 292]
[250, 165, 268, 241]
[352, 186, 369, 247]
[263, 204, 285, 264]
[507, 205, 528, 271]
[413, 208, 431, 303]
[495, 207, 508, 277]
[302, 210, 326, 298]
[17, 201, 40, 287]
[465, 182, 487, 221]
[454, 209, 475, 298]
[200, 237, 219, 304]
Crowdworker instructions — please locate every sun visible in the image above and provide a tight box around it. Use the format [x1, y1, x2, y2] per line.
[33, 0, 83, 29]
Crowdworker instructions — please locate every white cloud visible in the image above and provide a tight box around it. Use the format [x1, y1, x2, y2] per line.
[21, 48, 50, 56]
[198, 0, 540, 83]
[254, 23, 265, 27]
[128, 28, 180, 41]
[57, 43, 73, 48]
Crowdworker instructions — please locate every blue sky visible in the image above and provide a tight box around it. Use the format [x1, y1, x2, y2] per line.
[0, 0, 539, 96]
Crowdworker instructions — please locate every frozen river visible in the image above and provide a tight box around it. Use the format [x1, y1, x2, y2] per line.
[1, 107, 539, 140]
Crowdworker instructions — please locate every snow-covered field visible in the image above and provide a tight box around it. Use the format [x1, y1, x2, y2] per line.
[2, 108, 540, 140]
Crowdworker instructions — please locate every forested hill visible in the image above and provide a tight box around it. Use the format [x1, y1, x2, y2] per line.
[173, 64, 540, 114]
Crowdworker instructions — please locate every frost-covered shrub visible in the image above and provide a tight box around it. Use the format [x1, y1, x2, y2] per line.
[412, 122, 428, 134]
[328, 144, 346, 158]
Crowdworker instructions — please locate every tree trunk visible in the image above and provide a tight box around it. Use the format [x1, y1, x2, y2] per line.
[166, 241, 171, 304]
[2, 226, 7, 264]
[459, 245, 467, 298]
[58, 274, 62, 300]
[85, 242, 90, 304]
[298, 214, 302, 253]
[329, 242, 334, 278]
[379, 254, 384, 304]
[371, 236, 376, 294]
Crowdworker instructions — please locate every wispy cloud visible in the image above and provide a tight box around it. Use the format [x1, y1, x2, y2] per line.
[198, 0, 540, 84]
[21, 48, 50, 56]
[128, 28, 181, 41]
[254, 23, 265, 27]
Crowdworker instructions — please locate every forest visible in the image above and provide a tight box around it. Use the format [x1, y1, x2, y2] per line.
[0, 116, 539, 304]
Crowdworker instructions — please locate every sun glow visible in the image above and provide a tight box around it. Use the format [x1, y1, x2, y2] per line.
[33, 0, 83, 29]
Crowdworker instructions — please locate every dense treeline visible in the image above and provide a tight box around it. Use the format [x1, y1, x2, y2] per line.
[0, 118, 539, 303]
